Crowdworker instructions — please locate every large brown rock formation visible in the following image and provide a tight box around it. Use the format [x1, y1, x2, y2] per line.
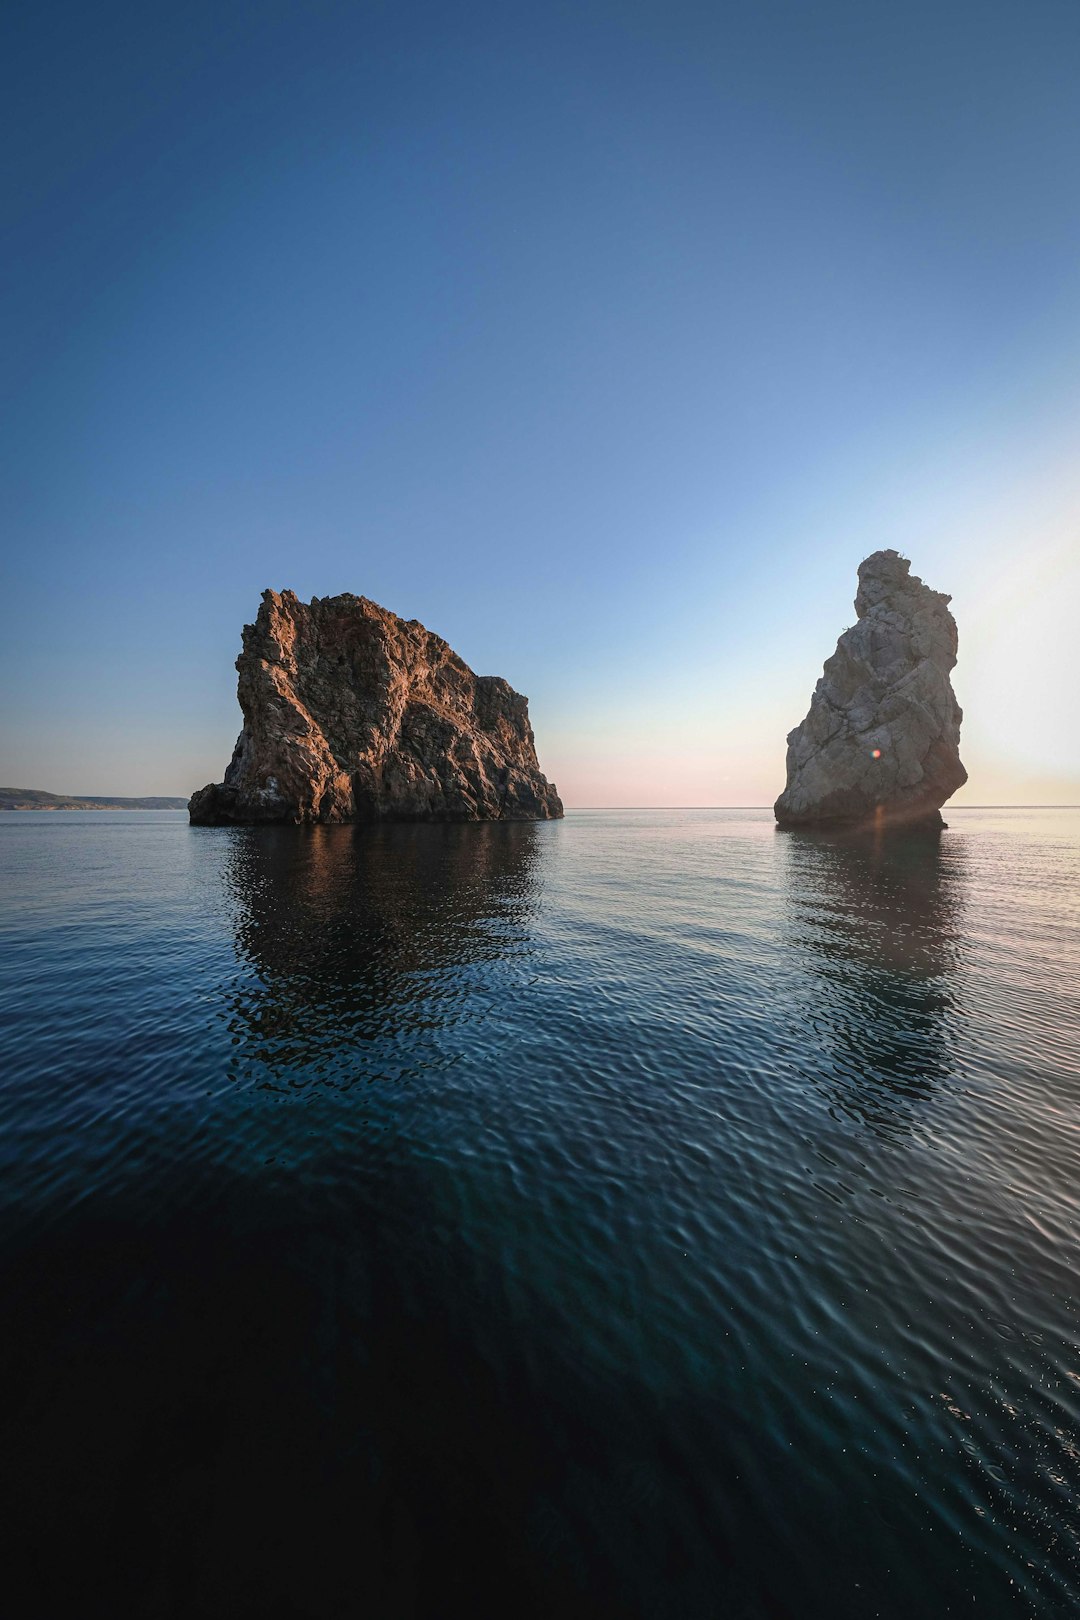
[774, 550, 966, 830]
[189, 590, 563, 824]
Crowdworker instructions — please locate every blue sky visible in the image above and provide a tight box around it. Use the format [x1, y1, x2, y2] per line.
[3, 0, 1078, 803]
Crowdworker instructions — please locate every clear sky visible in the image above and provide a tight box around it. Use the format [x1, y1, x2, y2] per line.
[3, 0, 1078, 805]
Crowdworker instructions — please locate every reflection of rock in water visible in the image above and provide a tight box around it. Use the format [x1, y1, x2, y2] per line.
[222, 821, 544, 1088]
[781, 825, 966, 1133]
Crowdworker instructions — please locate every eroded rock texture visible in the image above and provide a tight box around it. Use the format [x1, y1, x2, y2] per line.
[189, 590, 563, 824]
[774, 550, 966, 829]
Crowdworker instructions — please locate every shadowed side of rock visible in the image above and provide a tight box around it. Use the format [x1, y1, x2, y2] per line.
[774, 551, 966, 831]
[189, 590, 563, 824]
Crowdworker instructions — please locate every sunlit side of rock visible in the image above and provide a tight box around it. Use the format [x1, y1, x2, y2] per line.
[190, 590, 563, 824]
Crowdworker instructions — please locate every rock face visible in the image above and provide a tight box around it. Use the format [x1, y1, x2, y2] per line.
[774, 550, 966, 829]
[189, 590, 563, 824]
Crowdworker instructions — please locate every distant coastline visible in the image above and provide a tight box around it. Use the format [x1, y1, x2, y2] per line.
[0, 789, 188, 812]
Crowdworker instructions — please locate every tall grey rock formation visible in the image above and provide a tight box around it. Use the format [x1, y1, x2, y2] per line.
[774, 550, 966, 829]
[189, 590, 563, 825]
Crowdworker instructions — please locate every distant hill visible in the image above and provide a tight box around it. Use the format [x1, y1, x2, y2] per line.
[0, 788, 189, 811]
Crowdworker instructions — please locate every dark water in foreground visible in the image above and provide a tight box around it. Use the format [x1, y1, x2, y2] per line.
[2, 808, 1079, 1618]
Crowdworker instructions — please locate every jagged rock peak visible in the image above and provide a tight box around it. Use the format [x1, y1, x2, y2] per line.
[774, 550, 966, 830]
[189, 589, 563, 824]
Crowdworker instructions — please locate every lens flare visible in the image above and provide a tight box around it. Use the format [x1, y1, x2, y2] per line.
[871, 748, 882, 759]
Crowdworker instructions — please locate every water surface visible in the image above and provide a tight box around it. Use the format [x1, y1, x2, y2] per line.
[2, 808, 1078, 1616]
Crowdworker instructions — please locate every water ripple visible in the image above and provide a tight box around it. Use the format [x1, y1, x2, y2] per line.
[1, 806, 1078, 1615]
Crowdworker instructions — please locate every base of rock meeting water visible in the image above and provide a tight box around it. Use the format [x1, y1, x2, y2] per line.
[775, 803, 948, 834]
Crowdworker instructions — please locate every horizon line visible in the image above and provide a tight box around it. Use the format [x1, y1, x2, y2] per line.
[564, 803, 1080, 810]
[3, 799, 1077, 812]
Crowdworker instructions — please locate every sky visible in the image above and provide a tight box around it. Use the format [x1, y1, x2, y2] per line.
[2, 0, 1078, 805]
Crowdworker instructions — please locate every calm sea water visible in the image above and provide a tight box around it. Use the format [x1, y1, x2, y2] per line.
[2, 807, 1079, 1617]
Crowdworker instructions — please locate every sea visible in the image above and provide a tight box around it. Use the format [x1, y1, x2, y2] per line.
[1, 807, 1078, 1618]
